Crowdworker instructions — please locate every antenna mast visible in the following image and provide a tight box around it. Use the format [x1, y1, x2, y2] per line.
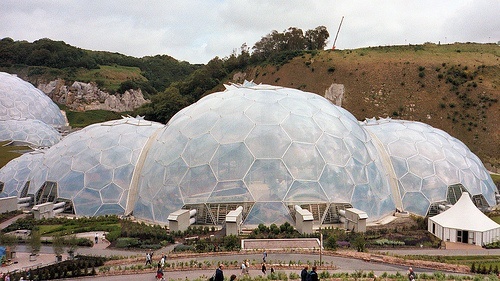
[332, 16, 344, 50]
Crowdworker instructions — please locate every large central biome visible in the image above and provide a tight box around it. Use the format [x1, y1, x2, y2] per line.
[0, 80, 496, 228]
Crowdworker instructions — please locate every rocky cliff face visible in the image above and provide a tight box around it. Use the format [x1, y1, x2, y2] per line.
[38, 79, 150, 112]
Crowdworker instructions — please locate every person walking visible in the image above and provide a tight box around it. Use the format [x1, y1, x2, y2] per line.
[262, 250, 267, 262]
[145, 252, 152, 265]
[309, 266, 318, 281]
[240, 261, 246, 275]
[215, 264, 224, 281]
[408, 267, 415, 281]
[301, 265, 309, 281]
[261, 263, 267, 275]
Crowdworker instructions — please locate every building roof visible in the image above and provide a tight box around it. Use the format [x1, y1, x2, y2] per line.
[429, 192, 500, 232]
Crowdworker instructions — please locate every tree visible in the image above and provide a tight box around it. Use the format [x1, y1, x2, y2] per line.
[28, 229, 42, 256]
[52, 234, 66, 260]
[305, 26, 330, 50]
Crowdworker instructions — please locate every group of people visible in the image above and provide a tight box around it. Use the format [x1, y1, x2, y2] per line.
[144, 251, 168, 280]
[300, 265, 318, 281]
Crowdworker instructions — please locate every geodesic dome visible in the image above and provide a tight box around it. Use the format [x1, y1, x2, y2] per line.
[0, 72, 66, 127]
[0, 151, 44, 198]
[133, 82, 396, 226]
[362, 118, 497, 216]
[27, 117, 165, 217]
[0, 119, 61, 148]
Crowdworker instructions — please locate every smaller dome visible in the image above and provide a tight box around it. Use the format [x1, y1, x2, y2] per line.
[0, 72, 66, 127]
[0, 119, 61, 148]
[0, 151, 45, 198]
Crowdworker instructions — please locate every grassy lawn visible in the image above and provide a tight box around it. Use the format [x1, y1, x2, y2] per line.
[62, 106, 130, 128]
[0, 141, 30, 168]
[38, 223, 121, 237]
[74, 65, 146, 92]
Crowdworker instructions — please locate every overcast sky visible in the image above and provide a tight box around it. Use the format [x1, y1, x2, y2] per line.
[1, 0, 499, 64]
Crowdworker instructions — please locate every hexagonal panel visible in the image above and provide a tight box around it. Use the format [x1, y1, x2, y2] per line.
[72, 149, 100, 173]
[313, 111, 350, 138]
[281, 114, 322, 143]
[179, 111, 219, 139]
[319, 164, 354, 202]
[208, 181, 254, 203]
[387, 139, 418, 158]
[245, 125, 291, 159]
[407, 155, 435, 178]
[400, 172, 422, 192]
[402, 192, 430, 216]
[101, 145, 133, 167]
[179, 165, 217, 203]
[182, 134, 218, 166]
[283, 143, 324, 181]
[243, 202, 294, 226]
[211, 143, 254, 181]
[434, 159, 460, 185]
[416, 141, 444, 161]
[211, 113, 254, 143]
[279, 97, 316, 117]
[316, 134, 351, 166]
[57, 170, 84, 199]
[284, 181, 328, 203]
[421, 175, 447, 202]
[101, 183, 124, 203]
[84, 165, 113, 190]
[245, 102, 289, 124]
[244, 159, 292, 201]
[73, 188, 101, 216]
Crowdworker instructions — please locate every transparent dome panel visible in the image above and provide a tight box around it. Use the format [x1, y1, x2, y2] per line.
[101, 183, 123, 203]
[402, 192, 430, 216]
[434, 159, 460, 185]
[350, 184, 374, 214]
[96, 204, 125, 216]
[245, 125, 291, 159]
[208, 181, 254, 203]
[345, 158, 368, 184]
[211, 143, 254, 181]
[138, 163, 167, 201]
[179, 111, 219, 139]
[313, 111, 349, 138]
[480, 181, 496, 206]
[243, 202, 294, 226]
[279, 97, 316, 117]
[211, 113, 254, 143]
[113, 164, 134, 189]
[133, 198, 154, 221]
[281, 114, 322, 143]
[388, 139, 418, 158]
[284, 181, 328, 203]
[390, 156, 408, 179]
[71, 149, 101, 172]
[283, 143, 324, 181]
[182, 133, 218, 166]
[216, 96, 252, 116]
[245, 102, 289, 124]
[319, 165, 354, 202]
[244, 159, 292, 201]
[179, 165, 216, 204]
[73, 188, 101, 216]
[316, 134, 351, 166]
[57, 171, 84, 199]
[443, 146, 468, 169]
[416, 141, 445, 161]
[421, 176, 447, 202]
[101, 146, 133, 167]
[407, 155, 435, 178]
[460, 169, 481, 194]
[89, 134, 120, 150]
[163, 157, 189, 186]
[400, 172, 422, 192]
[344, 137, 371, 164]
[84, 165, 113, 190]
[396, 129, 426, 142]
[153, 129, 188, 166]
[151, 185, 184, 223]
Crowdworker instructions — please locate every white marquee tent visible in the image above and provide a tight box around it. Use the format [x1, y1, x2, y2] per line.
[428, 192, 500, 246]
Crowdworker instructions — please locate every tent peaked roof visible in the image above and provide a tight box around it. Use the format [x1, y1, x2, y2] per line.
[430, 192, 499, 232]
